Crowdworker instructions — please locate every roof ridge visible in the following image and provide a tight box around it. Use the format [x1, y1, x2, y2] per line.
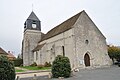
[0, 47, 8, 55]
[7, 53, 15, 57]
[39, 11, 83, 42]
[48, 11, 83, 33]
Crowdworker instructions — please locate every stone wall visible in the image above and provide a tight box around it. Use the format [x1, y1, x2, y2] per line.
[35, 29, 76, 68]
[73, 11, 111, 68]
[23, 30, 42, 66]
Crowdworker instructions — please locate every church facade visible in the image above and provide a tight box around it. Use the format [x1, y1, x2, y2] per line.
[22, 10, 112, 68]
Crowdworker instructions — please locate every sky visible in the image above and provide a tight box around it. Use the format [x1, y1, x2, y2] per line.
[0, 0, 120, 57]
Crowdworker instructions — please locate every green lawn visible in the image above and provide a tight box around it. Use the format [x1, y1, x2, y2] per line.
[20, 66, 51, 70]
[15, 69, 25, 72]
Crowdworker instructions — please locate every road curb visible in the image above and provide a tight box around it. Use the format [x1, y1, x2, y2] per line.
[16, 70, 51, 74]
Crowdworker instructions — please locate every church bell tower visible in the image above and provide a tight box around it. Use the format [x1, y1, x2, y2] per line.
[22, 11, 42, 66]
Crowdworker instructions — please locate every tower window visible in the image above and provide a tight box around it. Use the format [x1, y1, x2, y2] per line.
[85, 40, 89, 44]
[24, 22, 27, 28]
[62, 46, 65, 56]
[33, 20, 36, 23]
[36, 52, 38, 60]
[32, 20, 37, 28]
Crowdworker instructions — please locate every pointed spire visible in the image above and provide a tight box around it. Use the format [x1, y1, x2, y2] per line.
[27, 11, 40, 21]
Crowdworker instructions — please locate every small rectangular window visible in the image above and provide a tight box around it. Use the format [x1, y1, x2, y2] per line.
[62, 46, 65, 56]
[36, 52, 38, 60]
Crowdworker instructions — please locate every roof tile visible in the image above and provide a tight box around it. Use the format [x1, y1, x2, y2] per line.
[39, 11, 83, 42]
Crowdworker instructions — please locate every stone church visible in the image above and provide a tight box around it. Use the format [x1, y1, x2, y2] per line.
[22, 10, 111, 68]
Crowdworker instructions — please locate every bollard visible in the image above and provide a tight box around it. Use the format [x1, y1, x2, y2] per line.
[74, 68, 79, 72]
[32, 74, 37, 80]
[48, 72, 52, 78]
[58, 77, 64, 80]
[71, 71, 74, 76]
[16, 76, 20, 80]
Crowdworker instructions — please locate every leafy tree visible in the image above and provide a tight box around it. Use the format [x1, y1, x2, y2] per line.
[13, 58, 23, 67]
[108, 45, 120, 62]
[0, 56, 16, 80]
[52, 55, 71, 78]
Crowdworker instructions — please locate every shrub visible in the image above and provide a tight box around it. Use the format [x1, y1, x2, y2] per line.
[44, 62, 52, 67]
[0, 56, 16, 80]
[118, 64, 120, 67]
[37, 64, 44, 69]
[13, 58, 23, 67]
[30, 62, 37, 66]
[52, 55, 71, 78]
[108, 45, 120, 63]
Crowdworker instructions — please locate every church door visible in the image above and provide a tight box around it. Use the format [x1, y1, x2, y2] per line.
[84, 53, 90, 67]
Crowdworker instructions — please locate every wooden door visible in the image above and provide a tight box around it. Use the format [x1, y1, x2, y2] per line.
[84, 53, 90, 67]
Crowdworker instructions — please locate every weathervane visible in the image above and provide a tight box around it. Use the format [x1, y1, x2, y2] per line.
[32, 4, 34, 11]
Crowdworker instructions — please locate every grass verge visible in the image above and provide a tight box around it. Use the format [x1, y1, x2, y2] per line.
[20, 66, 51, 70]
[15, 69, 25, 72]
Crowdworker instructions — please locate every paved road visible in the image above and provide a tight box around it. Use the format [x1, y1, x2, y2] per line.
[19, 66, 120, 80]
[19, 76, 49, 80]
[66, 66, 120, 80]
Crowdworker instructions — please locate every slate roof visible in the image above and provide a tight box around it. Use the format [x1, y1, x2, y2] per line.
[0, 47, 8, 55]
[39, 11, 83, 42]
[33, 43, 46, 52]
[27, 11, 40, 21]
[7, 53, 16, 58]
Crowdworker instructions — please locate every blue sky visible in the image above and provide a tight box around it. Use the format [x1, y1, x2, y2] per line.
[0, 0, 120, 56]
